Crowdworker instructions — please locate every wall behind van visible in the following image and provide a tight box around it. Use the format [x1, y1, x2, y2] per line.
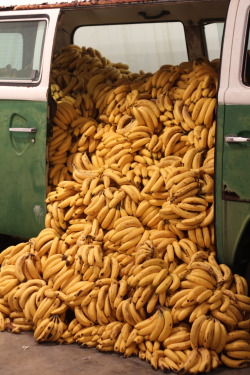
[74, 22, 223, 73]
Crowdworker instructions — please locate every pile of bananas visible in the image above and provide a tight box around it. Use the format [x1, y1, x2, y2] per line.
[0, 45, 250, 373]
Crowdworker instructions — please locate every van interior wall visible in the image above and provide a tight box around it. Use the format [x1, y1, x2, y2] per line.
[54, 14, 72, 55]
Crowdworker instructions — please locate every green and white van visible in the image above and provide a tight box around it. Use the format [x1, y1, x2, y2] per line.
[0, 0, 249, 277]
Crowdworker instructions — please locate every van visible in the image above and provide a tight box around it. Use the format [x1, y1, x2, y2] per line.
[0, 0, 248, 277]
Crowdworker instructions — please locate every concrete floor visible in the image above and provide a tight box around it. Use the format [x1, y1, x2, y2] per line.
[0, 331, 250, 375]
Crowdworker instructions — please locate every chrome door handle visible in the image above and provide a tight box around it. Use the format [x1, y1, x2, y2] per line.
[9, 127, 37, 133]
[225, 136, 250, 143]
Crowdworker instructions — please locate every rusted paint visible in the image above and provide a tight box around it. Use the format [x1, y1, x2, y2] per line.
[6, 0, 157, 11]
[222, 184, 250, 202]
[222, 189, 240, 201]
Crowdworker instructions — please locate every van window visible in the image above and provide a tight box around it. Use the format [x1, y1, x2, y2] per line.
[203, 22, 224, 60]
[0, 19, 46, 82]
[74, 22, 188, 73]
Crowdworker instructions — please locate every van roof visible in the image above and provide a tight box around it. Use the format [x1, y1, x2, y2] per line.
[0, 0, 152, 10]
[0, 0, 226, 11]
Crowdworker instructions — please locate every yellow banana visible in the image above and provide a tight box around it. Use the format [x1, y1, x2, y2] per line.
[221, 353, 250, 368]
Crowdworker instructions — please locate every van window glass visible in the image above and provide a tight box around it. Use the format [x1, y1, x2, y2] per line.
[74, 22, 188, 73]
[203, 22, 224, 60]
[0, 20, 46, 82]
[0, 33, 23, 70]
[243, 14, 250, 86]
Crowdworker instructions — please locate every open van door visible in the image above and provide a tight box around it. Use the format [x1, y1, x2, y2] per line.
[0, 9, 59, 239]
[216, 0, 250, 270]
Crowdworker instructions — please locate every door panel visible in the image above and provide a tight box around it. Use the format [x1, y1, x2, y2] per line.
[0, 9, 59, 239]
[0, 101, 47, 238]
[219, 105, 250, 266]
[222, 105, 250, 202]
[216, 0, 250, 266]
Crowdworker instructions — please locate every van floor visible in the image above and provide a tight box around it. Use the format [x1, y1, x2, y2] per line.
[0, 331, 249, 375]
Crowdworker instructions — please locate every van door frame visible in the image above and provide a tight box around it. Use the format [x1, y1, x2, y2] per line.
[215, 0, 250, 266]
[0, 8, 60, 239]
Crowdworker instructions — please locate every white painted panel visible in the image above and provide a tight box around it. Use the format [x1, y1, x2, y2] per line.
[218, 0, 240, 104]
[0, 8, 59, 101]
[222, 0, 250, 105]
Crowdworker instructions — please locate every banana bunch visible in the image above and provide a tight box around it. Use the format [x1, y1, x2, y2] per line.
[221, 329, 250, 368]
[73, 279, 121, 326]
[31, 228, 61, 259]
[99, 85, 132, 125]
[73, 243, 104, 280]
[188, 225, 214, 249]
[0, 272, 19, 299]
[2, 314, 34, 334]
[144, 65, 181, 99]
[113, 322, 140, 357]
[145, 323, 197, 372]
[96, 130, 132, 166]
[167, 281, 245, 331]
[53, 101, 77, 129]
[48, 102, 78, 190]
[156, 91, 174, 113]
[160, 188, 214, 233]
[161, 168, 201, 204]
[132, 99, 161, 134]
[162, 323, 190, 347]
[32, 290, 67, 326]
[76, 322, 123, 351]
[75, 324, 104, 347]
[128, 258, 168, 287]
[179, 58, 218, 102]
[133, 239, 154, 264]
[178, 347, 221, 374]
[107, 216, 144, 254]
[48, 110, 103, 191]
[162, 238, 198, 265]
[73, 118, 100, 154]
[134, 307, 173, 342]
[52, 47, 104, 99]
[59, 317, 86, 344]
[8, 279, 45, 321]
[34, 314, 66, 342]
[160, 125, 186, 156]
[74, 290, 112, 327]
[139, 165, 167, 195]
[190, 315, 227, 352]
[12, 252, 42, 282]
[52, 44, 82, 70]
[77, 92, 96, 119]
[0, 300, 19, 332]
[126, 272, 170, 315]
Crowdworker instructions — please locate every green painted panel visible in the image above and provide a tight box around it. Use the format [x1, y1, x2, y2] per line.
[215, 103, 250, 266]
[215, 104, 225, 263]
[221, 200, 250, 266]
[0, 100, 47, 239]
[222, 104, 250, 201]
